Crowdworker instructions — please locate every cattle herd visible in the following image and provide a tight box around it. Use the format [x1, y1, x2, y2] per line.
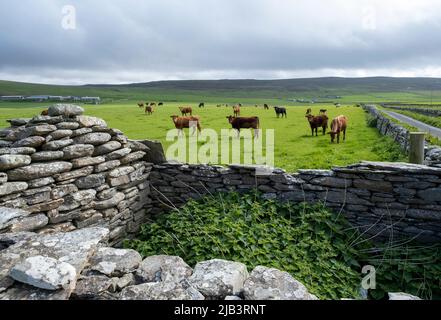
[136, 102, 348, 143]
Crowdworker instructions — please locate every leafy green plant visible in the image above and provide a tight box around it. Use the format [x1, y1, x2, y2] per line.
[125, 192, 363, 299]
[362, 245, 441, 300]
[366, 114, 378, 128]
[125, 192, 441, 300]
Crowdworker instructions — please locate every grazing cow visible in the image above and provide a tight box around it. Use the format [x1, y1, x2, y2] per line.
[179, 106, 193, 116]
[145, 106, 154, 115]
[41, 109, 49, 116]
[274, 106, 287, 118]
[198, 102, 205, 108]
[158, 102, 164, 106]
[319, 109, 327, 115]
[329, 115, 348, 143]
[227, 116, 260, 138]
[216, 104, 222, 108]
[171, 115, 201, 136]
[264, 104, 269, 110]
[233, 105, 241, 117]
[305, 114, 328, 136]
[150, 102, 157, 107]
[138, 103, 144, 108]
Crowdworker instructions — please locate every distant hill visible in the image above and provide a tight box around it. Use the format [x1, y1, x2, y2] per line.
[2, 77, 441, 103]
[90, 77, 441, 92]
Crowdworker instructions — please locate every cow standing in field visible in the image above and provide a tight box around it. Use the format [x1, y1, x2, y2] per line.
[171, 115, 201, 136]
[145, 105, 154, 115]
[264, 104, 269, 110]
[150, 102, 157, 107]
[158, 102, 164, 106]
[305, 114, 328, 136]
[329, 115, 348, 143]
[320, 109, 327, 115]
[233, 105, 241, 117]
[227, 116, 260, 138]
[199, 103, 205, 108]
[306, 108, 312, 115]
[274, 106, 287, 118]
[138, 103, 144, 108]
[41, 109, 49, 116]
[179, 107, 193, 116]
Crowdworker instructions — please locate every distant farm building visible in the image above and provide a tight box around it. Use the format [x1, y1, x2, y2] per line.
[0, 95, 101, 104]
[24, 95, 50, 102]
[0, 96, 24, 101]
[81, 97, 101, 104]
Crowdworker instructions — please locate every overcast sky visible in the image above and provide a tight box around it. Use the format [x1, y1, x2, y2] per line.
[1, 0, 441, 84]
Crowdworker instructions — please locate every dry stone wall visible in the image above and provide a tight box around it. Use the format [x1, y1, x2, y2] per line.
[363, 104, 441, 165]
[0, 104, 153, 246]
[1, 104, 440, 246]
[150, 161, 441, 243]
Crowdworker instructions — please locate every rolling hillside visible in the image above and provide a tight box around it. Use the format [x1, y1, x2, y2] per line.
[2, 77, 441, 103]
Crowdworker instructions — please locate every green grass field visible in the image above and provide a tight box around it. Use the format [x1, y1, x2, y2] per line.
[0, 102, 406, 172]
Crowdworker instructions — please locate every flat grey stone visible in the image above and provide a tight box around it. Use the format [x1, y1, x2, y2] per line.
[0, 206, 30, 230]
[62, 144, 94, 160]
[95, 160, 121, 173]
[42, 139, 73, 151]
[75, 173, 106, 189]
[48, 104, 84, 117]
[56, 122, 80, 130]
[243, 266, 318, 300]
[136, 255, 193, 283]
[0, 182, 29, 196]
[7, 162, 73, 181]
[9, 213, 49, 232]
[189, 259, 248, 299]
[71, 156, 105, 168]
[120, 282, 204, 300]
[93, 141, 122, 156]
[0, 147, 36, 155]
[94, 192, 125, 210]
[90, 247, 142, 277]
[31, 151, 64, 162]
[12, 136, 46, 148]
[76, 116, 107, 128]
[0, 155, 31, 170]
[73, 133, 112, 146]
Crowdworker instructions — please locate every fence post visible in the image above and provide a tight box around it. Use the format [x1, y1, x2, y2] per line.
[409, 132, 426, 165]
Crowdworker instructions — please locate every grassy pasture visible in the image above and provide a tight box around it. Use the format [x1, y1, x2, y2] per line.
[0, 102, 405, 172]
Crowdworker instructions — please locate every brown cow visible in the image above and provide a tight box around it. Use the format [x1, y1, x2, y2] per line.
[329, 115, 348, 143]
[41, 109, 49, 116]
[306, 108, 312, 115]
[179, 107, 193, 116]
[138, 103, 144, 108]
[233, 106, 241, 117]
[227, 116, 260, 138]
[145, 106, 154, 115]
[171, 115, 201, 136]
[305, 114, 328, 136]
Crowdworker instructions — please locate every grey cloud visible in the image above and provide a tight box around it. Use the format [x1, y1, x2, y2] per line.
[1, 0, 441, 83]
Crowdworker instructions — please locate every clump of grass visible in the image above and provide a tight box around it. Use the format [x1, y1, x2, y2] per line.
[371, 136, 407, 162]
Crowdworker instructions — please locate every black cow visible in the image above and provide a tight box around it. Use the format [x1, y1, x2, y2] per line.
[199, 103, 205, 108]
[274, 106, 287, 118]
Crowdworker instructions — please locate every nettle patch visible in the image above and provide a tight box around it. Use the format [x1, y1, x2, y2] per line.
[125, 192, 441, 300]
